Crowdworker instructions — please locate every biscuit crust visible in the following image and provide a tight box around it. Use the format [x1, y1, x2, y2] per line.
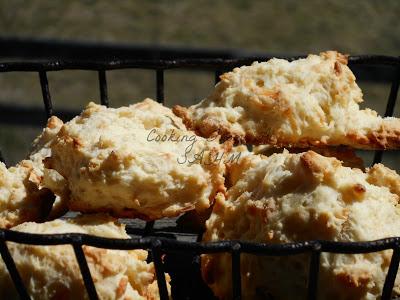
[29, 116, 70, 220]
[0, 160, 54, 228]
[48, 99, 227, 220]
[174, 51, 400, 149]
[253, 145, 364, 169]
[0, 214, 169, 300]
[202, 151, 400, 300]
[0, 116, 67, 228]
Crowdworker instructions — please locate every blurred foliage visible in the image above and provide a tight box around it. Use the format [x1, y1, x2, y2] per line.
[0, 0, 399, 170]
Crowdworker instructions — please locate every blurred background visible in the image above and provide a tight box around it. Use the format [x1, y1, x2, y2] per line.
[0, 0, 399, 169]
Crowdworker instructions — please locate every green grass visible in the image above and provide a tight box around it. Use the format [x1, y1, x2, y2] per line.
[0, 0, 399, 169]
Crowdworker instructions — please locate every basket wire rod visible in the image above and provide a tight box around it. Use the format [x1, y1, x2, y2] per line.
[151, 240, 169, 300]
[381, 243, 400, 300]
[38, 71, 53, 119]
[215, 69, 223, 84]
[144, 221, 155, 236]
[373, 66, 400, 165]
[307, 243, 321, 300]
[0, 55, 398, 72]
[72, 242, 99, 300]
[0, 150, 5, 166]
[156, 70, 164, 104]
[0, 234, 30, 299]
[231, 243, 242, 300]
[98, 70, 109, 107]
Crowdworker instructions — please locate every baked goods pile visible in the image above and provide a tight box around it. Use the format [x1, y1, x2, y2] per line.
[0, 51, 399, 299]
[0, 215, 167, 300]
[177, 51, 400, 299]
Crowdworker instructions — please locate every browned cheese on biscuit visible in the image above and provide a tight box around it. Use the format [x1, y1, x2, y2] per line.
[174, 51, 400, 149]
[253, 145, 364, 169]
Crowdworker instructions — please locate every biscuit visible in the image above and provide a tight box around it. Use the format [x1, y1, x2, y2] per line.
[174, 51, 400, 149]
[47, 99, 228, 220]
[0, 160, 54, 228]
[29, 116, 69, 219]
[0, 214, 170, 300]
[202, 151, 400, 300]
[0, 116, 69, 228]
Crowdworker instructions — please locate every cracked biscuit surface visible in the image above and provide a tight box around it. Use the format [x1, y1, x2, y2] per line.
[47, 99, 227, 220]
[0, 214, 169, 300]
[202, 151, 400, 300]
[174, 51, 400, 149]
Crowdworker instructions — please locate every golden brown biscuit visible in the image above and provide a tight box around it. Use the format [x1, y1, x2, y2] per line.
[47, 99, 229, 220]
[0, 160, 54, 228]
[29, 116, 69, 219]
[202, 151, 400, 300]
[174, 51, 400, 149]
[0, 214, 170, 300]
[0, 116, 69, 228]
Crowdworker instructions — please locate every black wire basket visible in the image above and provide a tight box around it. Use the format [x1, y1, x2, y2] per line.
[0, 50, 399, 300]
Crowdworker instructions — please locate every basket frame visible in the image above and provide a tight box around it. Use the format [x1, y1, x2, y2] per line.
[0, 54, 399, 300]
